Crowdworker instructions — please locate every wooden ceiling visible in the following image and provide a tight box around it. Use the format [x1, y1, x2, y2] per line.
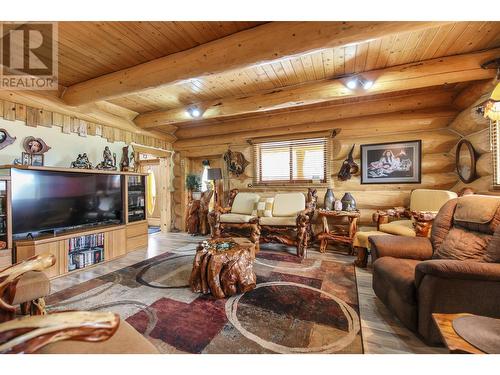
[108, 22, 500, 113]
[57, 21, 265, 86]
[2, 21, 499, 145]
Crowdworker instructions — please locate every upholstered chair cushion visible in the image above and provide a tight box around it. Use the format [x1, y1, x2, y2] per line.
[231, 193, 260, 215]
[259, 216, 297, 226]
[272, 193, 305, 217]
[409, 189, 458, 212]
[11, 271, 50, 305]
[252, 197, 274, 217]
[220, 213, 256, 224]
[379, 220, 416, 237]
[432, 195, 500, 262]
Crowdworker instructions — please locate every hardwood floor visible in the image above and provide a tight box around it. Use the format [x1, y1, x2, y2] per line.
[49, 232, 445, 354]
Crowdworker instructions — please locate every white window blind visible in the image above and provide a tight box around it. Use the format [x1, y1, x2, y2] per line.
[253, 137, 328, 185]
[491, 120, 500, 189]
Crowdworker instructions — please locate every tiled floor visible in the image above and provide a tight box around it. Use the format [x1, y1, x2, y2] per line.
[49, 231, 445, 354]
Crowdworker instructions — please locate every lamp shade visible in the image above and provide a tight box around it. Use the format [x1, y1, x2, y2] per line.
[207, 168, 222, 180]
[484, 83, 500, 122]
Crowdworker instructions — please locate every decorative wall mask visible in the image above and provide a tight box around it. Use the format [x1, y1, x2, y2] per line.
[0, 129, 16, 151]
[96, 146, 117, 170]
[337, 145, 359, 181]
[223, 150, 249, 177]
[70, 153, 93, 169]
[23, 137, 50, 154]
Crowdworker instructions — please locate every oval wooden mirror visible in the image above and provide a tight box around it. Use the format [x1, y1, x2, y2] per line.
[456, 139, 477, 183]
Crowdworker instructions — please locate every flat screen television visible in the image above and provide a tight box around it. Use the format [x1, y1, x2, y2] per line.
[11, 169, 123, 237]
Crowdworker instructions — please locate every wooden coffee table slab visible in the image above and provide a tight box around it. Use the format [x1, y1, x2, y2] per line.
[189, 237, 256, 299]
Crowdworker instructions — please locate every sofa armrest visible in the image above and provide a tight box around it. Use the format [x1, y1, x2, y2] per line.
[415, 260, 500, 288]
[0, 311, 119, 354]
[369, 236, 433, 263]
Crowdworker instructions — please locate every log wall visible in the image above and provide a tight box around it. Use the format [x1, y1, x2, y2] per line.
[172, 103, 463, 229]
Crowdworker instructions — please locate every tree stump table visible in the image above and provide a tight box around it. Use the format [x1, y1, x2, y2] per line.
[189, 237, 256, 299]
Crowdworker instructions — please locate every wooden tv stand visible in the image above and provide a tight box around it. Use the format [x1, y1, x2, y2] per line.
[0, 165, 149, 276]
[15, 220, 148, 279]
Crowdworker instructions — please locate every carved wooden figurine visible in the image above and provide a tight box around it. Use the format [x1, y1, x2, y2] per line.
[198, 190, 214, 235]
[96, 146, 117, 170]
[185, 199, 201, 235]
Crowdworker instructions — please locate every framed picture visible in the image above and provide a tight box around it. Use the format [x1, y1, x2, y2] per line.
[360, 140, 422, 184]
[31, 154, 44, 166]
[21, 152, 32, 166]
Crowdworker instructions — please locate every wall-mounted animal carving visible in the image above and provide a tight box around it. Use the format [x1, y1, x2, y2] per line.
[223, 150, 249, 177]
[337, 145, 359, 181]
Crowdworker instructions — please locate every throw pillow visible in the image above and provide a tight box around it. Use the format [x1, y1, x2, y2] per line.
[252, 197, 274, 217]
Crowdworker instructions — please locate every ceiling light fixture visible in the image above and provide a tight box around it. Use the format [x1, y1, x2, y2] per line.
[345, 76, 373, 91]
[346, 79, 358, 90]
[187, 107, 202, 118]
[361, 79, 373, 90]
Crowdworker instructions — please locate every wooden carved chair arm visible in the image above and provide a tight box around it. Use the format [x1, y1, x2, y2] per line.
[372, 206, 410, 225]
[0, 253, 56, 312]
[411, 211, 438, 237]
[0, 311, 120, 354]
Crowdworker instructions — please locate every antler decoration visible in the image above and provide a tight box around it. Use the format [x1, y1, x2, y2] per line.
[337, 145, 359, 181]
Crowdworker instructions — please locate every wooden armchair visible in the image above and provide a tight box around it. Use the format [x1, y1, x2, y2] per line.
[208, 189, 261, 250]
[0, 311, 158, 354]
[259, 188, 318, 257]
[372, 189, 457, 237]
[0, 253, 55, 323]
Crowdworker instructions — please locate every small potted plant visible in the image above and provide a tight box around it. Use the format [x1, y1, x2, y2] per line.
[186, 173, 202, 200]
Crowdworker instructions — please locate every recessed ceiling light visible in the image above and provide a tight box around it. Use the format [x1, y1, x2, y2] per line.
[187, 107, 202, 118]
[346, 79, 358, 90]
[362, 80, 373, 90]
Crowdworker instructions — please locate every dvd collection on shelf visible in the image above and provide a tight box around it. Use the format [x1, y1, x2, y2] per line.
[68, 233, 105, 271]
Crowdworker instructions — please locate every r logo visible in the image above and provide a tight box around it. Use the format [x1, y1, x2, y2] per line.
[0, 22, 58, 90]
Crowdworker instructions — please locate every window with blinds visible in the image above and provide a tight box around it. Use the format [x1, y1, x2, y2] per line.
[253, 137, 328, 185]
[491, 120, 500, 189]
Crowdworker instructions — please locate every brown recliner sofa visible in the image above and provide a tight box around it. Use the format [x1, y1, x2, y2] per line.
[369, 195, 500, 345]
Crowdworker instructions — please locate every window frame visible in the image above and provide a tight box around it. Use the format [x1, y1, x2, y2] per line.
[253, 136, 329, 187]
[491, 119, 500, 190]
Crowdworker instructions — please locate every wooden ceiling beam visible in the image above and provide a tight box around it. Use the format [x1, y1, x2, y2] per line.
[62, 21, 448, 106]
[173, 107, 458, 149]
[0, 90, 176, 143]
[174, 88, 455, 139]
[137, 48, 499, 129]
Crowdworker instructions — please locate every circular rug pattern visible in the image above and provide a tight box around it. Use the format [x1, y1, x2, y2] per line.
[136, 254, 194, 288]
[225, 281, 360, 354]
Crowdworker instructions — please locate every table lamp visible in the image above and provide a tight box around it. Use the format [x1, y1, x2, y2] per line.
[207, 168, 222, 205]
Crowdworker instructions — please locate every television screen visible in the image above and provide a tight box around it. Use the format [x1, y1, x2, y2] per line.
[11, 169, 123, 236]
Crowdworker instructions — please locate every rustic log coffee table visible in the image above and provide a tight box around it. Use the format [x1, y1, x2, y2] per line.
[189, 237, 256, 299]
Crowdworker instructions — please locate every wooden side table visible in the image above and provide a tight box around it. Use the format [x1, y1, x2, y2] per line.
[432, 313, 485, 354]
[316, 209, 360, 253]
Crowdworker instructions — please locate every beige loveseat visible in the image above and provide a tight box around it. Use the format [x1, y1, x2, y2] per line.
[373, 189, 458, 237]
[208, 188, 317, 257]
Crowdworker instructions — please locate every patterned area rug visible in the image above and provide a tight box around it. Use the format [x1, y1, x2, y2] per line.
[47, 243, 363, 354]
